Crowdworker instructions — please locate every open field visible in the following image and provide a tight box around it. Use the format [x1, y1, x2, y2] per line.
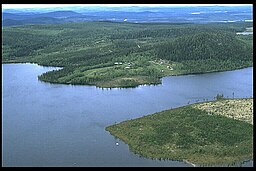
[193, 98, 253, 124]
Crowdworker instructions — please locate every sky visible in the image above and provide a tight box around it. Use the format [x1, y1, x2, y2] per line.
[2, 4, 252, 9]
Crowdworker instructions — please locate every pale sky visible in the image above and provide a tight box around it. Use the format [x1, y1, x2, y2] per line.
[2, 4, 252, 9]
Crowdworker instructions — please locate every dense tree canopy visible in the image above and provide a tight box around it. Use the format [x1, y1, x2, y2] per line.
[155, 32, 252, 62]
[2, 21, 253, 88]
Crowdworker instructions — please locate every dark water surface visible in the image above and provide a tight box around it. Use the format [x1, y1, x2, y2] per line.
[2, 64, 253, 167]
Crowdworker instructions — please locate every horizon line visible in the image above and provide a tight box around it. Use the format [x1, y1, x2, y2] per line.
[2, 4, 253, 9]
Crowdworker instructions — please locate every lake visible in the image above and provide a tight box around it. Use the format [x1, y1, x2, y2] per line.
[2, 63, 253, 167]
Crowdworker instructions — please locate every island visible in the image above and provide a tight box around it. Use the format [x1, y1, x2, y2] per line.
[2, 21, 252, 88]
[106, 97, 253, 166]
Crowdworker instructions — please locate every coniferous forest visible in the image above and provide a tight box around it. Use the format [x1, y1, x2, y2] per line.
[2, 21, 253, 88]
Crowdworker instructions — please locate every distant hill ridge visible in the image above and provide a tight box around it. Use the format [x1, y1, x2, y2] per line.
[2, 5, 252, 26]
[2, 11, 86, 26]
[3, 10, 82, 20]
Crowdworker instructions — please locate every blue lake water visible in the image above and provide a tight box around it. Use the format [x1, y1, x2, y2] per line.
[2, 64, 253, 167]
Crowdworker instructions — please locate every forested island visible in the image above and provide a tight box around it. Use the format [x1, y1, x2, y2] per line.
[106, 97, 253, 166]
[2, 21, 253, 88]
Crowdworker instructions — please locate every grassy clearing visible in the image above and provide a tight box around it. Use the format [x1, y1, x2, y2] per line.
[40, 58, 185, 88]
[106, 98, 253, 166]
[192, 98, 253, 124]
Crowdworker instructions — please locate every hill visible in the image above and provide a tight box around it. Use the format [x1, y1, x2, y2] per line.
[156, 32, 252, 62]
[2, 5, 252, 25]
[155, 32, 252, 73]
[36, 10, 82, 18]
[3, 17, 66, 26]
[2, 11, 83, 26]
[2, 21, 253, 88]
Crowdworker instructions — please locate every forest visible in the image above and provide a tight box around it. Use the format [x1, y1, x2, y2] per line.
[2, 21, 253, 88]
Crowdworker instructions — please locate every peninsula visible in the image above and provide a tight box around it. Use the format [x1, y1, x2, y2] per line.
[106, 98, 253, 166]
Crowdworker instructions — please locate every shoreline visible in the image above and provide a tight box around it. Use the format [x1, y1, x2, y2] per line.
[2, 62, 253, 89]
[106, 98, 253, 166]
